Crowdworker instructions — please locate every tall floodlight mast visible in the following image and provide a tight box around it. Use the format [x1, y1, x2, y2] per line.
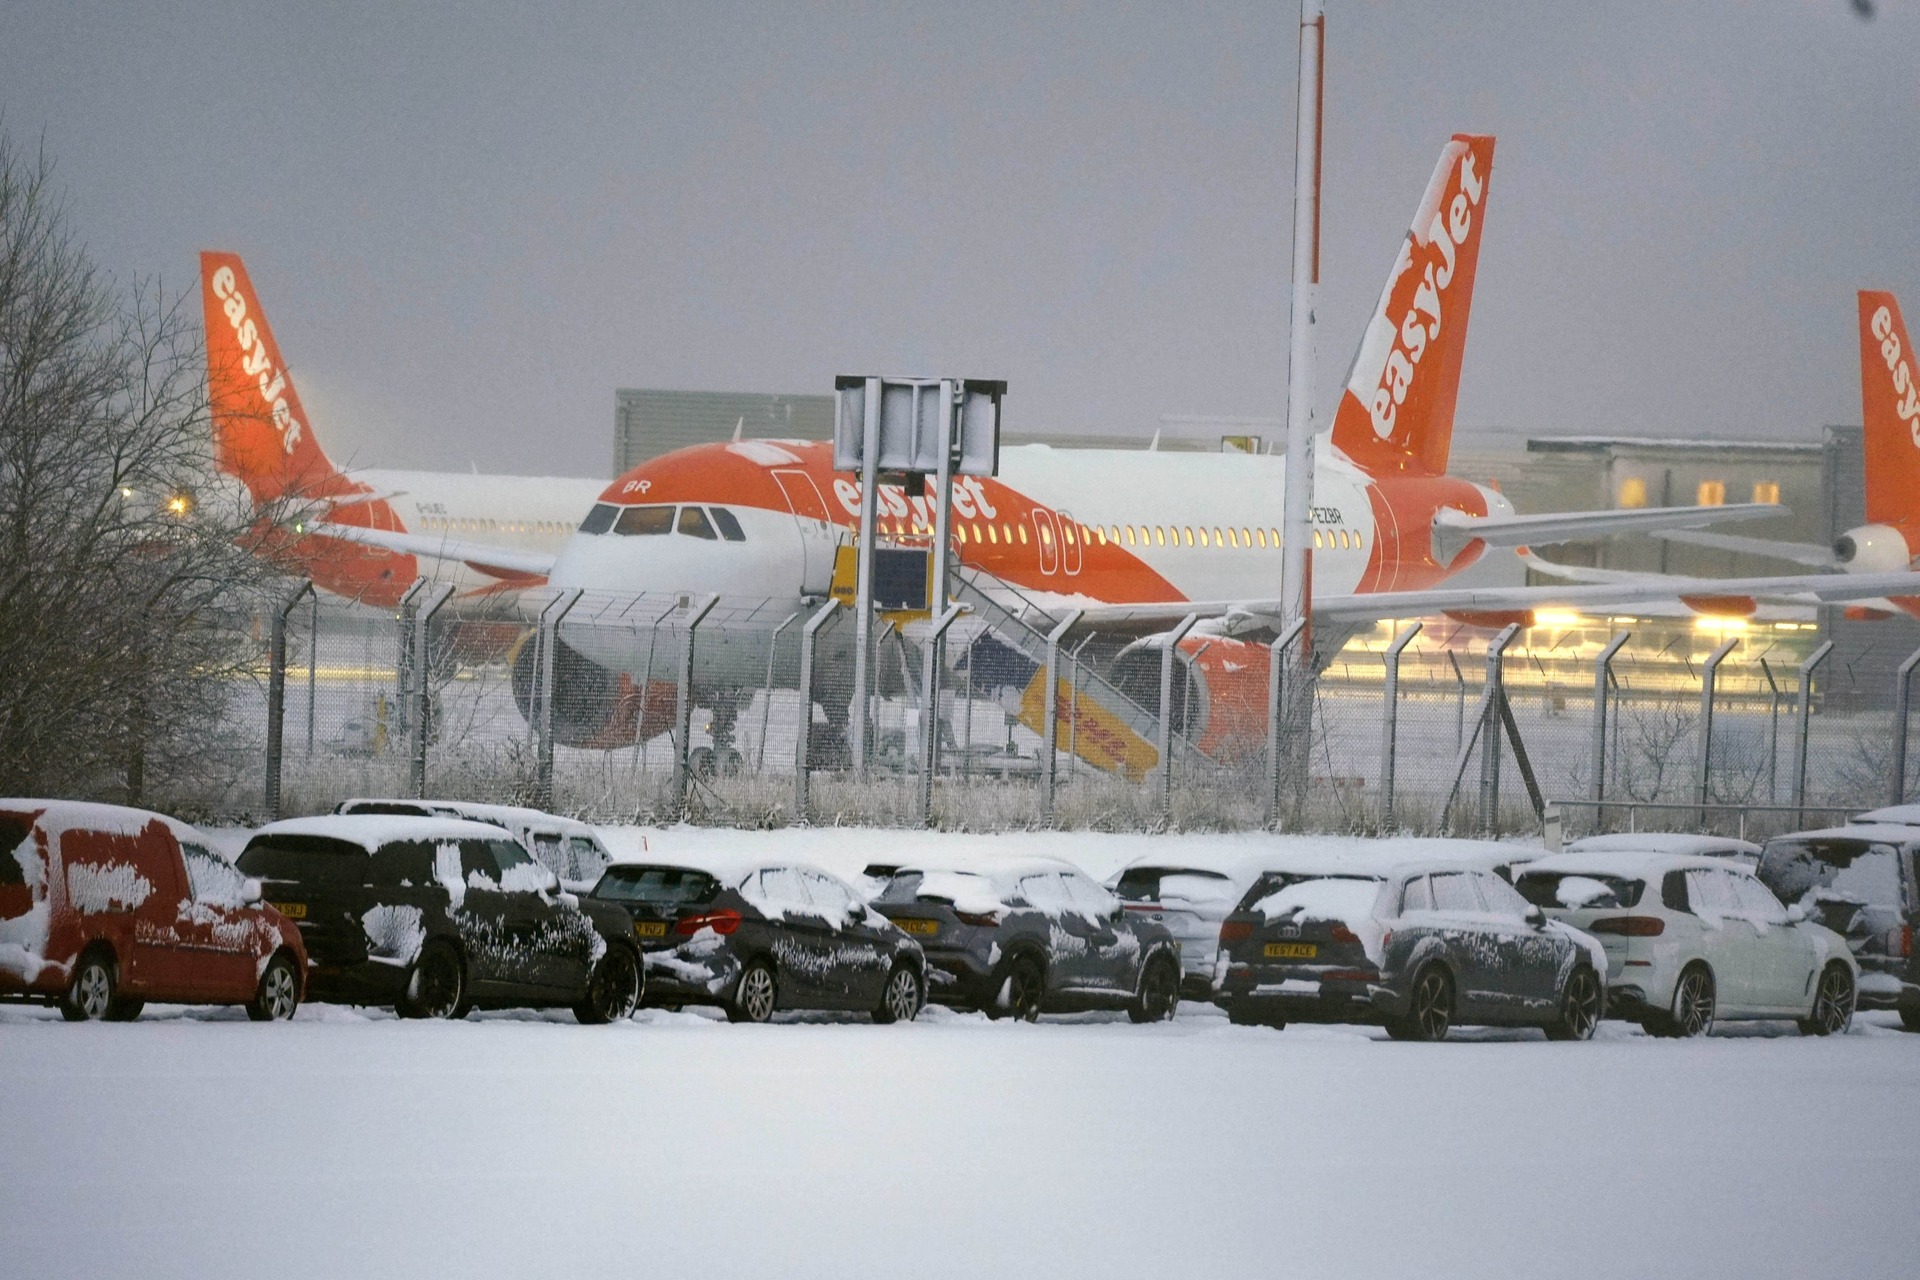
[1280, 0, 1323, 649]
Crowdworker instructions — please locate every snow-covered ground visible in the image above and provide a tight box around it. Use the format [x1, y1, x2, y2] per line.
[2, 1000, 1914, 1280]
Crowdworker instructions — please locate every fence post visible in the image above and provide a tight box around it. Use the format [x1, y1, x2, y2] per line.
[534, 589, 584, 810]
[1793, 639, 1835, 823]
[411, 583, 456, 799]
[1759, 657, 1781, 803]
[1478, 624, 1521, 835]
[264, 580, 314, 820]
[1155, 614, 1200, 823]
[1265, 618, 1308, 828]
[794, 600, 839, 820]
[1695, 636, 1739, 819]
[755, 609, 803, 773]
[920, 604, 968, 827]
[1589, 632, 1631, 827]
[306, 590, 318, 755]
[1039, 610, 1084, 823]
[394, 579, 427, 741]
[672, 595, 720, 817]
[1889, 644, 1920, 805]
[1377, 621, 1422, 831]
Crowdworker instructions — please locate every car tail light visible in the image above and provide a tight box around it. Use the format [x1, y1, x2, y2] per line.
[675, 908, 742, 936]
[1328, 923, 1360, 945]
[1890, 924, 1913, 958]
[954, 909, 1000, 927]
[1220, 919, 1253, 945]
[1588, 915, 1665, 937]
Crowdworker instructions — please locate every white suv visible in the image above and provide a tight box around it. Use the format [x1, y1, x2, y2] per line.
[1516, 852, 1857, 1037]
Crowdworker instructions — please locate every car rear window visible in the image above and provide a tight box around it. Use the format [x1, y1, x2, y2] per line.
[594, 865, 720, 906]
[1247, 875, 1382, 922]
[238, 834, 371, 885]
[1758, 838, 1908, 909]
[875, 870, 1006, 914]
[1114, 868, 1233, 903]
[1516, 871, 1645, 910]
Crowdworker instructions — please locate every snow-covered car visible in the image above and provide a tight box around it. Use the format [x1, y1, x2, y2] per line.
[333, 798, 616, 892]
[1565, 832, 1761, 865]
[1, 800, 305, 1021]
[237, 815, 640, 1022]
[1755, 823, 1917, 1030]
[1516, 851, 1857, 1037]
[590, 855, 926, 1023]
[1106, 861, 1249, 999]
[870, 857, 1183, 1022]
[1215, 850, 1606, 1041]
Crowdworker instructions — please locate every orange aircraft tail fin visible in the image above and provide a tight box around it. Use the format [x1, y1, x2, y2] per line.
[1859, 290, 1920, 529]
[1331, 134, 1495, 478]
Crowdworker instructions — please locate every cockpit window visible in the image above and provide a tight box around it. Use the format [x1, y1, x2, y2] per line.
[710, 507, 746, 542]
[578, 503, 618, 535]
[614, 505, 675, 536]
[677, 506, 717, 540]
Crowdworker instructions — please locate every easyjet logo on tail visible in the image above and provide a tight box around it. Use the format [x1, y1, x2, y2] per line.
[1870, 305, 1920, 446]
[210, 265, 303, 454]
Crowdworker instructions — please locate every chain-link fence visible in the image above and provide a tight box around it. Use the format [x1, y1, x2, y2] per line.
[219, 580, 1916, 838]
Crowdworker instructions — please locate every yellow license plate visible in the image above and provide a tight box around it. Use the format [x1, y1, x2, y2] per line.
[270, 901, 307, 920]
[634, 921, 668, 938]
[897, 919, 940, 936]
[1264, 942, 1316, 959]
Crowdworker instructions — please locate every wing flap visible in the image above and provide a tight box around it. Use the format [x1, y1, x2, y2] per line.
[316, 521, 558, 579]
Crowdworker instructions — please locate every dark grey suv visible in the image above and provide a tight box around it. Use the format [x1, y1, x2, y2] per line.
[1759, 821, 1919, 1030]
[871, 857, 1182, 1022]
[1214, 854, 1606, 1041]
[590, 856, 927, 1023]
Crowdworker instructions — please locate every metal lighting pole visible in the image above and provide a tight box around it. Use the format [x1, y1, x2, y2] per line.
[265, 579, 313, 820]
[850, 379, 882, 780]
[1039, 609, 1084, 822]
[1377, 621, 1422, 831]
[1278, 0, 1324, 657]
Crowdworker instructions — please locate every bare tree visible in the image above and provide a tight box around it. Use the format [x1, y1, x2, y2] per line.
[0, 129, 273, 805]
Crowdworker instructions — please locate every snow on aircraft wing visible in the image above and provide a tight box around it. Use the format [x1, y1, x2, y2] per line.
[316, 521, 556, 580]
[1430, 501, 1780, 562]
[1647, 527, 1836, 568]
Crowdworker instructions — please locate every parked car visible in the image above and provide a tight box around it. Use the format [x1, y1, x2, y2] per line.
[333, 798, 616, 892]
[1755, 823, 1916, 1031]
[1565, 832, 1761, 865]
[1517, 851, 1857, 1037]
[237, 815, 640, 1022]
[1214, 850, 1606, 1041]
[590, 855, 926, 1023]
[870, 857, 1183, 1022]
[0, 800, 305, 1021]
[1105, 860, 1249, 1000]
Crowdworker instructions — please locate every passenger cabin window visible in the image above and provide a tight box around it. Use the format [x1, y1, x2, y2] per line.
[678, 506, 718, 539]
[710, 507, 747, 542]
[614, 506, 675, 536]
[579, 504, 618, 535]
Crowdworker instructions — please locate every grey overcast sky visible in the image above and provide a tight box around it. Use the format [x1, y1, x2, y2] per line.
[3, 2, 1916, 478]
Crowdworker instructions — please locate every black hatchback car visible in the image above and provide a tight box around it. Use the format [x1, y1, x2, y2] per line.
[590, 856, 927, 1023]
[870, 857, 1183, 1022]
[238, 815, 642, 1022]
[1758, 821, 1919, 1030]
[1214, 854, 1607, 1041]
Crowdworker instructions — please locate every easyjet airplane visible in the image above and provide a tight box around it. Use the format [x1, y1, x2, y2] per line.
[207, 137, 1920, 764]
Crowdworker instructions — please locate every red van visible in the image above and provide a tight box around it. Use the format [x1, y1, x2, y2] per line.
[0, 800, 306, 1021]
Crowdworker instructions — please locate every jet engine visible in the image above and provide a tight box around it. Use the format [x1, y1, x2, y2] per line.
[1108, 634, 1272, 761]
[1833, 524, 1913, 574]
[510, 633, 676, 750]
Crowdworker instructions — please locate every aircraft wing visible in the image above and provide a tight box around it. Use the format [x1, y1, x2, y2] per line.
[1648, 527, 1836, 568]
[317, 521, 557, 580]
[1431, 501, 1781, 561]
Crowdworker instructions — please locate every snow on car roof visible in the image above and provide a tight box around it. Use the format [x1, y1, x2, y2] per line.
[885, 855, 1085, 892]
[601, 850, 846, 888]
[255, 814, 529, 852]
[1522, 850, 1759, 880]
[1565, 832, 1761, 857]
[1853, 804, 1920, 825]
[1237, 838, 1536, 882]
[0, 798, 205, 846]
[336, 798, 599, 838]
[1764, 821, 1920, 845]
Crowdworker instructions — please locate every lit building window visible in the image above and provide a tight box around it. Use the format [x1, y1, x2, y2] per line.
[1618, 477, 1648, 508]
[1697, 480, 1725, 507]
[1753, 481, 1780, 504]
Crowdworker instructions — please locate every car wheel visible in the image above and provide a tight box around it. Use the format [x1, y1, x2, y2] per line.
[574, 945, 642, 1025]
[246, 952, 301, 1022]
[1665, 963, 1716, 1038]
[60, 949, 117, 1022]
[998, 954, 1045, 1023]
[1386, 965, 1453, 1042]
[1798, 962, 1855, 1037]
[397, 941, 467, 1020]
[872, 964, 924, 1024]
[1546, 966, 1603, 1041]
[1128, 952, 1180, 1024]
[728, 959, 778, 1023]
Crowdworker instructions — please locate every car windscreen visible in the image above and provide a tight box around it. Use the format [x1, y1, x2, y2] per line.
[1515, 871, 1645, 910]
[593, 864, 720, 906]
[1758, 838, 1907, 909]
[1113, 867, 1233, 903]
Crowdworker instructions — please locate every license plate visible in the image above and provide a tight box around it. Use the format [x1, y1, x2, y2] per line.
[897, 919, 940, 936]
[634, 921, 667, 938]
[269, 901, 307, 920]
[1264, 942, 1316, 959]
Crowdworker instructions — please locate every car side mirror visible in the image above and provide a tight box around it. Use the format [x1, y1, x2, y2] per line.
[1785, 902, 1808, 924]
[848, 902, 869, 923]
[242, 877, 263, 905]
[1524, 904, 1546, 928]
